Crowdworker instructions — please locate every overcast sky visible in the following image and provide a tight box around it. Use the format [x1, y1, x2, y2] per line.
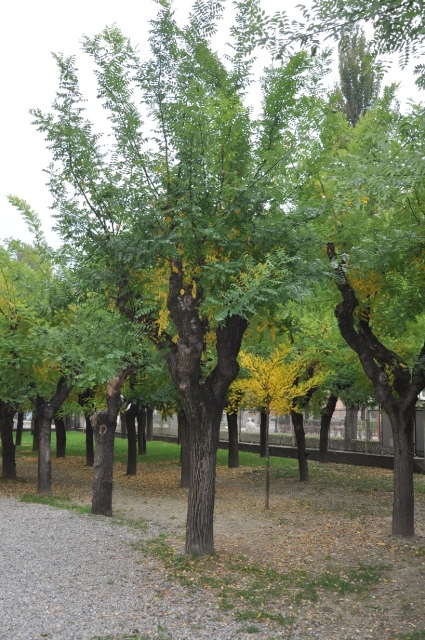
[1, 0, 423, 248]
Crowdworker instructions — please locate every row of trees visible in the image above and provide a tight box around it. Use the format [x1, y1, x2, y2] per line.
[2, 0, 425, 555]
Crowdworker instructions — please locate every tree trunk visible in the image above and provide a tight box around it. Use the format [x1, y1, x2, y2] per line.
[178, 411, 190, 488]
[38, 411, 53, 494]
[260, 410, 267, 457]
[32, 410, 40, 452]
[120, 412, 127, 439]
[137, 406, 147, 455]
[227, 412, 239, 468]
[319, 394, 338, 463]
[15, 411, 24, 446]
[0, 402, 17, 479]
[78, 391, 95, 466]
[126, 404, 137, 476]
[344, 404, 358, 451]
[185, 403, 220, 555]
[34, 379, 73, 495]
[85, 415, 95, 467]
[327, 242, 425, 537]
[265, 404, 270, 509]
[291, 409, 309, 482]
[167, 261, 247, 555]
[388, 406, 415, 536]
[54, 416, 66, 458]
[91, 368, 133, 516]
[146, 406, 154, 441]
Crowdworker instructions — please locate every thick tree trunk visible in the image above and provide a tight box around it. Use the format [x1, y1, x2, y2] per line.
[227, 412, 239, 468]
[327, 242, 425, 537]
[91, 369, 133, 516]
[185, 403, 220, 555]
[146, 406, 154, 441]
[91, 410, 115, 515]
[54, 416, 66, 458]
[15, 411, 24, 446]
[126, 404, 137, 476]
[136, 407, 147, 455]
[259, 411, 267, 457]
[167, 261, 247, 555]
[0, 402, 17, 479]
[319, 394, 338, 463]
[178, 411, 190, 488]
[291, 409, 309, 482]
[388, 407, 415, 536]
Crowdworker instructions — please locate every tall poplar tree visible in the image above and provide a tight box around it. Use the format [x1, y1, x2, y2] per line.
[337, 26, 381, 126]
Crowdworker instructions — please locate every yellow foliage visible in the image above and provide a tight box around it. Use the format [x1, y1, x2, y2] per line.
[349, 270, 383, 300]
[230, 346, 325, 415]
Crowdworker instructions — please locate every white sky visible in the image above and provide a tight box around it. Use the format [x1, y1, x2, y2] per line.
[1, 0, 423, 248]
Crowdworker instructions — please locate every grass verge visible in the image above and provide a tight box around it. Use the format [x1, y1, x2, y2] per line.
[139, 535, 388, 627]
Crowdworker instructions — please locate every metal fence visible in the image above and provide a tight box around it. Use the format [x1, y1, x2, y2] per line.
[151, 407, 425, 457]
[15, 406, 425, 458]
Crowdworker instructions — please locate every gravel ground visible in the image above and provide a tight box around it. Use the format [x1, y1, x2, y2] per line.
[0, 497, 295, 640]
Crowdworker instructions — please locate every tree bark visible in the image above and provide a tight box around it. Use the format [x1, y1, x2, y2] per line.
[33, 379, 73, 495]
[227, 412, 239, 468]
[319, 394, 338, 463]
[126, 403, 137, 476]
[260, 410, 267, 457]
[291, 409, 309, 482]
[167, 260, 247, 555]
[327, 242, 425, 536]
[136, 406, 147, 455]
[0, 402, 17, 479]
[91, 368, 134, 516]
[391, 406, 415, 536]
[120, 412, 127, 439]
[54, 416, 66, 458]
[178, 411, 190, 488]
[32, 409, 40, 452]
[78, 391, 94, 467]
[15, 411, 24, 446]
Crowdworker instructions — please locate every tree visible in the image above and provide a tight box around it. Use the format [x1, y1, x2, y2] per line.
[91, 367, 134, 515]
[233, 345, 323, 507]
[295, 0, 425, 87]
[29, 1, 327, 554]
[299, 87, 425, 535]
[337, 26, 381, 126]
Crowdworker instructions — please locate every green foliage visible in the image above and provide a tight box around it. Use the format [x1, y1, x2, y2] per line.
[297, 88, 425, 375]
[27, 2, 329, 346]
[296, 0, 425, 87]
